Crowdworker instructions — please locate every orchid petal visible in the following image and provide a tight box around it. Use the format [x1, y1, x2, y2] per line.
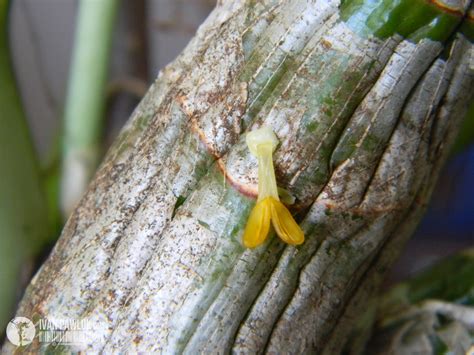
[270, 198, 304, 245]
[243, 198, 272, 248]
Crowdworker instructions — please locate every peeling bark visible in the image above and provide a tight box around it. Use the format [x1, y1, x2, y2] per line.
[4, 0, 474, 353]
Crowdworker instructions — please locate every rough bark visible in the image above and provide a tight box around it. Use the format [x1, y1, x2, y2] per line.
[4, 0, 474, 353]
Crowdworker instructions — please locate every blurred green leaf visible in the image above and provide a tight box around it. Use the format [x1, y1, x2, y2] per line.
[451, 100, 474, 155]
[0, 0, 50, 332]
[372, 249, 474, 354]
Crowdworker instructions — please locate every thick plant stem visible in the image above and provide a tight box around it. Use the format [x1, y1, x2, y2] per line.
[4, 0, 474, 353]
[0, 0, 49, 332]
[61, 0, 119, 217]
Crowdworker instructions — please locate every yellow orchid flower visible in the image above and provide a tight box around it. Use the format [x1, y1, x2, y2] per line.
[243, 127, 304, 248]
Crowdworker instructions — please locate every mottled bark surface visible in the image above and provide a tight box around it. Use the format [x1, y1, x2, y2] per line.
[4, 0, 474, 353]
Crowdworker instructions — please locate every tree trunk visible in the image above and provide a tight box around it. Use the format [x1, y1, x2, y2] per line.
[4, 0, 473, 353]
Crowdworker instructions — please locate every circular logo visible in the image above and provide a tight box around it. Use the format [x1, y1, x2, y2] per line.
[6, 317, 36, 347]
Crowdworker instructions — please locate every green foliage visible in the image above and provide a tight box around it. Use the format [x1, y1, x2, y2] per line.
[61, 0, 119, 216]
[451, 101, 474, 155]
[341, 0, 461, 42]
[0, 0, 50, 332]
[373, 250, 474, 354]
[406, 250, 474, 304]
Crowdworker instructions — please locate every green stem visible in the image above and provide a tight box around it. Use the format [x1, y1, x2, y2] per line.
[0, 0, 49, 331]
[61, 0, 119, 216]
